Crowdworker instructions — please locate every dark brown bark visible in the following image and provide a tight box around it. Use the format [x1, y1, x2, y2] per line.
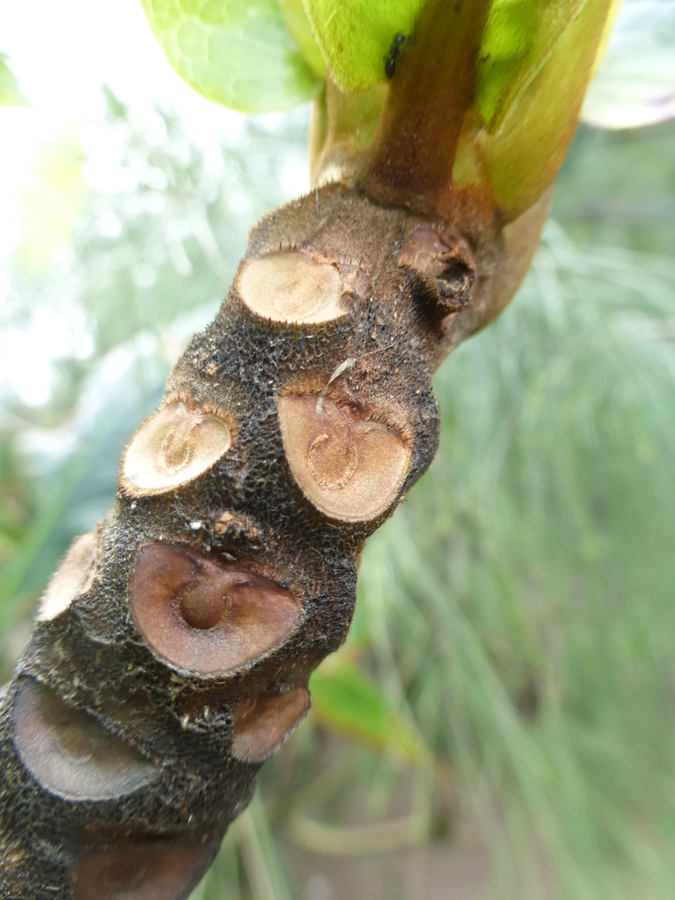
[0, 178, 544, 897]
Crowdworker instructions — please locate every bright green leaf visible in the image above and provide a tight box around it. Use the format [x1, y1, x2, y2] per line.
[0, 53, 27, 107]
[310, 659, 426, 763]
[582, 0, 675, 128]
[304, 0, 426, 92]
[455, 0, 614, 220]
[475, 0, 586, 132]
[140, 0, 322, 113]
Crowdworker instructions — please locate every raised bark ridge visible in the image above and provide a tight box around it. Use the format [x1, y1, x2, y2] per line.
[0, 181, 527, 897]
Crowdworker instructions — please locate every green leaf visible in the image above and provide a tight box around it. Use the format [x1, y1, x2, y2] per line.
[304, 0, 426, 91]
[0, 53, 27, 107]
[140, 0, 322, 113]
[454, 0, 614, 220]
[475, 0, 586, 132]
[280, 0, 325, 78]
[582, 0, 675, 128]
[309, 658, 426, 763]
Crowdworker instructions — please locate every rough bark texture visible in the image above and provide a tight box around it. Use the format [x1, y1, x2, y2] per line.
[0, 181, 541, 897]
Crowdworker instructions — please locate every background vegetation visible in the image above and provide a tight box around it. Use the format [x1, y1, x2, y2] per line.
[1, 55, 675, 900]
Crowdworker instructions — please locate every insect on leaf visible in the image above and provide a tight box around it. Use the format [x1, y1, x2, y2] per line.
[304, 0, 426, 91]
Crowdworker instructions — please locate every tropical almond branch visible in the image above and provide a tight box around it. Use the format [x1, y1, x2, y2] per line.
[0, 0, 617, 894]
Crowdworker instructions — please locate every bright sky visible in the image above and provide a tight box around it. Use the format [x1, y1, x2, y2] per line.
[0, 0, 309, 406]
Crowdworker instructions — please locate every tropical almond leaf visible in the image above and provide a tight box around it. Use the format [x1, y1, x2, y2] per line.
[582, 0, 675, 129]
[454, 0, 614, 220]
[304, 0, 426, 92]
[309, 659, 426, 763]
[140, 0, 322, 113]
[475, 0, 586, 132]
[0, 53, 27, 107]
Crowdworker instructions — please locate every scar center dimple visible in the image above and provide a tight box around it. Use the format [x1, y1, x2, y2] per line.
[307, 433, 358, 490]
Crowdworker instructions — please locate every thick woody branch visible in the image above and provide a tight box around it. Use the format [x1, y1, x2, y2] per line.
[0, 181, 527, 897]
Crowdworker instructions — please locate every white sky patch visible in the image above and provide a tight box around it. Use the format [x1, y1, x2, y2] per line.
[0, 304, 93, 407]
[281, 156, 310, 198]
[0, 0, 248, 133]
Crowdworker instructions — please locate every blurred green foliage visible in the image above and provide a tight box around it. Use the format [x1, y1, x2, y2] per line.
[1, 90, 675, 898]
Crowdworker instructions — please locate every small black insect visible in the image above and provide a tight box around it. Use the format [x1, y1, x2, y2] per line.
[384, 32, 407, 79]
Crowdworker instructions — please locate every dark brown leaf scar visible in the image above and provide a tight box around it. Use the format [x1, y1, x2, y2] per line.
[398, 225, 475, 312]
[36, 530, 97, 622]
[237, 250, 350, 324]
[72, 840, 216, 900]
[130, 544, 302, 676]
[121, 400, 232, 495]
[231, 684, 310, 763]
[11, 678, 157, 801]
[278, 395, 410, 522]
